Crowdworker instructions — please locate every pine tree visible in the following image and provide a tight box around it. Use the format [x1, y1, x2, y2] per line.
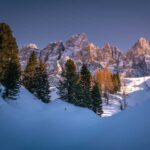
[57, 59, 78, 103]
[112, 73, 121, 93]
[0, 23, 21, 99]
[79, 64, 92, 108]
[3, 60, 21, 99]
[91, 81, 103, 114]
[34, 59, 50, 103]
[22, 51, 37, 94]
[73, 73, 83, 106]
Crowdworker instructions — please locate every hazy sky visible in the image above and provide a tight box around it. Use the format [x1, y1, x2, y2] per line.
[0, 0, 150, 50]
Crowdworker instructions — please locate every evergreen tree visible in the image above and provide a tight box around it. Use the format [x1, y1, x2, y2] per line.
[0, 23, 21, 99]
[73, 73, 83, 106]
[22, 51, 37, 94]
[79, 64, 92, 108]
[116, 73, 121, 91]
[91, 81, 103, 114]
[112, 73, 121, 93]
[34, 59, 50, 103]
[3, 59, 21, 99]
[58, 59, 78, 103]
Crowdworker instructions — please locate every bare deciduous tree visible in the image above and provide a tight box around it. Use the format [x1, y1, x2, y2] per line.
[120, 79, 128, 110]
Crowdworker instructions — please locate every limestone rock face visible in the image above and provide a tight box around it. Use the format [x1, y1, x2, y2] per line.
[125, 37, 150, 77]
[40, 41, 65, 74]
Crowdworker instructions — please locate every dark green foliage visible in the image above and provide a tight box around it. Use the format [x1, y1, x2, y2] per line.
[22, 51, 38, 94]
[91, 81, 103, 114]
[73, 74, 83, 106]
[112, 73, 121, 93]
[0, 23, 21, 99]
[23, 54, 50, 103]
[34, 59, 50, 103]
[57, 59, 78, 103]
[79, 64, 92, 108]
[0, 23, 18, 81]
[116, 73, 121, 90]
[3, 60, 21, 99]
[58, 60, 103, 115]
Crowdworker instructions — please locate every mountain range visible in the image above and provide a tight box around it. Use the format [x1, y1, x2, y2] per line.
[19, 33, 150, 85]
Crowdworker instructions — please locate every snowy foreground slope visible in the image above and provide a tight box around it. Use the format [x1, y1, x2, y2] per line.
[0, 77, 150, 150]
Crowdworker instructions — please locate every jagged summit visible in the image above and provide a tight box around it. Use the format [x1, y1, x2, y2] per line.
[103, 43, 111, 49]
[138, 37, 149, 44]
[124, 37, 150, 77]
[21, 43, 38, 49]
[70, 33, 88, 40]
[46, 41, 63, 46]
[65, 33, 89, 50]
[129, 37, 150, 55]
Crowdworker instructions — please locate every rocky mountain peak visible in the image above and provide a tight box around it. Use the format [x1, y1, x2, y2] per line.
[101, 43, 116, 60]
[125, 37, 150, 77]
[26, 43, 38, 49]
[40, 41, 65, 62]
[65, 33, 89, 50]
[88, 43, 96, 49]
[104, 43, 111, 50]
[45, 41, 63, 49]
[129, 37, 150, 55]
[138, 37, 149, 46]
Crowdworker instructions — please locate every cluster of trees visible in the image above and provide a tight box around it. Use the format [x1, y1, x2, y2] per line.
[22, 51, 50, 103]
[58, 59, 103, 114]
[0, 23, 50, 103]
[95, 66, 121, 94]
[0, 23, 21, 99]
[58, 60, 121, 114]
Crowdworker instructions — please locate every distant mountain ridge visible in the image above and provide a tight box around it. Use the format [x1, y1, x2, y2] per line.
[19, 33, 150, 84]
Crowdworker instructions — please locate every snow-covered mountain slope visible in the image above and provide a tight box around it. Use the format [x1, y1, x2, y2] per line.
[102, 76, 150, 117]
[0, 77, 150, 150]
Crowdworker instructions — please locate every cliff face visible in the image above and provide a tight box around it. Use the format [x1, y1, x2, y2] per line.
[125, 37, 150, 77]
